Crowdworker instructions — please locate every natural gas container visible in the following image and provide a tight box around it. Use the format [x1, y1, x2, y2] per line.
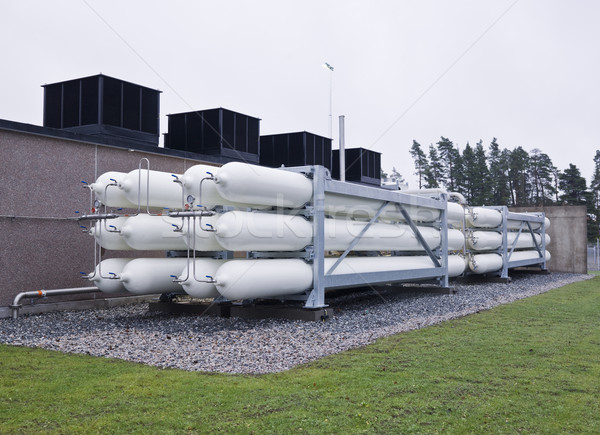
[120, 214, 188, 251]
[119, 258, 188, 294]
[467, 231, 551, 251]
[467, 253, 504, 274]
[181, 165, 265, 210]
[215, 161, 313, 208]
[90, 171, 135, 208]
[465, 207, 503, 228]
[89, 217, 132, 250]
[214, 255, 466, 300]
[118, 169, 184, 210]
[88, 258, 132, 293]
[507, 214, 551, 230]
[214, 210, 465, 252]
[178, 259, 228, 298]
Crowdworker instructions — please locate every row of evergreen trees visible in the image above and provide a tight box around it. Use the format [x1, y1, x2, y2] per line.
[404, 137, 600, 241]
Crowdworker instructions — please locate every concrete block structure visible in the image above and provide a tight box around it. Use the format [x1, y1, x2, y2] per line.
[509, 205, 587, 274]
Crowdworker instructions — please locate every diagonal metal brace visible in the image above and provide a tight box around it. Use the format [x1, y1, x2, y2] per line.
[395, 203, 441, 268]
[326, 201, 389, 275]
[526, 221, 544, 257]
[507, 222, 525, 261]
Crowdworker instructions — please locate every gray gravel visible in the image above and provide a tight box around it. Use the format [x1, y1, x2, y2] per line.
[0, 272, 592, 374]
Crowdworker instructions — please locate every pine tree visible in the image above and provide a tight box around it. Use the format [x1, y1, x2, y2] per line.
[559, 163, 587, 205]
[426, 144, 442, 188]
[409, 140, 429, 189]
[460, 143, 476, 203]
[472, 140, 492, 205]
[559, 163, 595, 241]
[591, 150, 600, 210]
[508, 147, 530, 206]
[529, 148, 557, 206]
[436, 137, 461, 191]
[487, 138, 511, 205]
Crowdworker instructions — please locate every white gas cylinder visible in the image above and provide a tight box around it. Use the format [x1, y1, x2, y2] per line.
[324, 194, 464, 226]
[509, 249, 551, 262]
[89, 217, 132, 250]
[178, 259, 228, 298]
[215, 162, 313, 208]
[88, 258, 132, 293]
[90, 171, 135, 208]
[507, 215, 551, 230]
[118, 169, 184, 209]
[119, 258, 188, 294]
[215, 211, 312, 251]
[181, 165, 264, 209]
[214, 255, 466, 300]
[120, 214, 188, 250]
[215, 258, 313, 300]
[507, 232, 549, 249]
[214, 210, 464, 252]
[181, 215, 224, 251]
[468, 253, 503, 274]
[466, 207, 503, 228]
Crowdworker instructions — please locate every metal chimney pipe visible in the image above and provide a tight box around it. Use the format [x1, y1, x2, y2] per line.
[339, 115, 345, 182]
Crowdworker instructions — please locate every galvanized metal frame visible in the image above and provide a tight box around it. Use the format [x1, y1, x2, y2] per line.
[469, 206, 547, 279]
[283, 165, 450, 309]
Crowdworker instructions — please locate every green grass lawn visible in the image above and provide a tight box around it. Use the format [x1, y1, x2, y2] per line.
[1, 277, 599, 434]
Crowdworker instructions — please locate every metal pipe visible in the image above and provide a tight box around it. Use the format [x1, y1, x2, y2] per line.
[400, 188, 467, 205]
[338, 115, 345, 182]
[10, 287, 100, 319]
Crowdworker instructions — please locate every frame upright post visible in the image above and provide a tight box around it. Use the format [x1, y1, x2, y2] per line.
[305, 165, 326, 308]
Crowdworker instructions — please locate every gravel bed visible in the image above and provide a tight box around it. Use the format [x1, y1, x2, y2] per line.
[0, 272, 592, 374]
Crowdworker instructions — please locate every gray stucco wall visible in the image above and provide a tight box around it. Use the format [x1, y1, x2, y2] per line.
[510, 205, 587, 274]
[0, 129, 216, 306]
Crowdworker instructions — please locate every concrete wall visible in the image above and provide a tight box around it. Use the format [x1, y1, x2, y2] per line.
[0, 129, 217, 306]
[510, 205, 587, 274]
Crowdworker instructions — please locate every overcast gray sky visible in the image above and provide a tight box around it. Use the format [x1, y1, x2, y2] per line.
[1, 0, 599, 188]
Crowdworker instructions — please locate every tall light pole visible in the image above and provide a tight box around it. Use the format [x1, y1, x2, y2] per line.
[323, 62, 334, 139]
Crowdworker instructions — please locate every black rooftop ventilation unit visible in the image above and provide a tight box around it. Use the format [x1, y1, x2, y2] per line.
[332, 147, 381, 186]
[259, 131, 332, 171]
[164, 108, 260, 163]
[42, 74, 161, 147]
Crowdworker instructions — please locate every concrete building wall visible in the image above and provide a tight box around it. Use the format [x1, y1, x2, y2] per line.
[0, 129, 217, 306]
[510, 205, 587, 274]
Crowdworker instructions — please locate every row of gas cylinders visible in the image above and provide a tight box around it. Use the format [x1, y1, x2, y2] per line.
[90, 248, 550, 300]
[85, 162, 551, 299]
[462, 207, 550, 275]
[90, 162, 549, 229]
[91, 211, 550, 254]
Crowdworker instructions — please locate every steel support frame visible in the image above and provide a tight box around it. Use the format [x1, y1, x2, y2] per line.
[283, 166, 450, 309]
[497, 207, 547, 278]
